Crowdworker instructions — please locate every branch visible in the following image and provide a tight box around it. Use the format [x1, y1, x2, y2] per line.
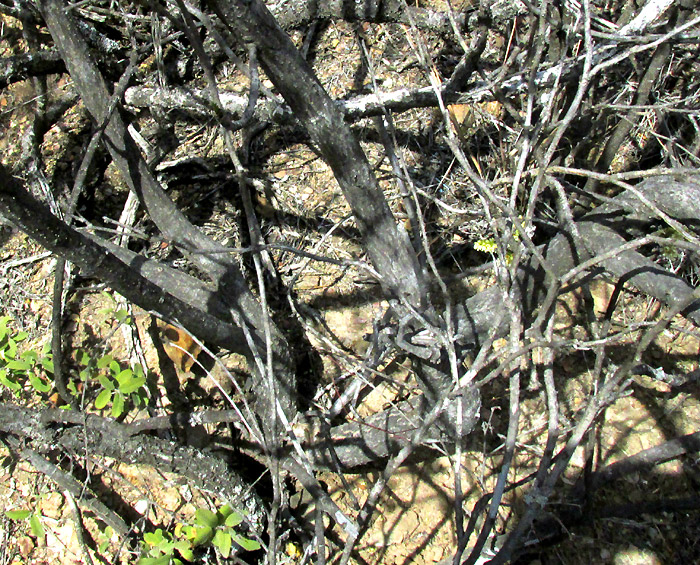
[454, 175, 700, 348]
[589, 430, 700, 492]
[0, 50, 65, 89]
[123, 83, 467, 123]
[518, 431, 700, 553]
[0, 164, 249, 353]
[15, 442, 130, 538]
[267, 0, 468, 34]
[0, 402, 267, 528]
[209, 0, 428, 311]
[302, 390, 481, 470]
[36, 0, 297, 427]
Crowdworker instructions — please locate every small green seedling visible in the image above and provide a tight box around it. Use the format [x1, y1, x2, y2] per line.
[96, 525, 116, 555]
[98, 291, 133, 325]
[183, 504, 261, 557]
[140, 528, 195, 565]
[137, 504, 260, 564]
[5, 508, 46, 544]
[90, 355, 148, 418]
[0, 316, 53, 397]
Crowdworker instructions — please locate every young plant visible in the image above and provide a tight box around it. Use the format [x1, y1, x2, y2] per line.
[98, 291, 133, 325]
[85, 354, 148, 418]
[138, 504, 261, 564]
[0, 316, 53, 397]
[96, 525, 116, 555]
[5, 508, 46, 545]
[183, 504, 261, 557]
[140, 528, 194, 565]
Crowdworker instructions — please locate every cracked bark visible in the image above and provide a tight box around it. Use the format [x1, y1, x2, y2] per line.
[0, 164, 249, 352]
[36, 0, 296, 435]
[0, 403, 266, 528]
[209, 0, 428, 311]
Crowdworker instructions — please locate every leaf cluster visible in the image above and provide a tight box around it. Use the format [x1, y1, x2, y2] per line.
[0, 316, 53, 397]
[139, 504, 261, 564]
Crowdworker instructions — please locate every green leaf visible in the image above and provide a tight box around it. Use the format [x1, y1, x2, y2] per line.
[40, 357, 54, 374]
[29, 513, 45, 539]
[0, 370, 22, 392]
[137, 556, 172, 565]
[115, 369, 133, 387]
[120, 376, 145, 395]
[111, 393, 125, 418]
[109, 360, 121, 375]
[98, 375, 114, 391]
[5, 509, 31, 520]
[194, 508, 219, 529]
[77, 350, 91, 366]
[0, 316, 10, 340]
[100, 291, 115, 304]
[29, 374, 52, 393]
[189, 525, 214, 547]
[218, 504, 233, 519]
[173, 541, 193, 561]
[133, 364, 144, 378]
[114, 308, 131, 324]
[144, 529, 165, 546]
[14, 331, 28, 343]
[156, 541, 175, 555]
[224, 510, 243, 528]
[212, 529, 232, 558]
[96, 355, 113, 370]
[6, 359, 31, 371]
[21, 350, 38, 363]
[231, 532, 261, 551]
[95, 389, 112, 410]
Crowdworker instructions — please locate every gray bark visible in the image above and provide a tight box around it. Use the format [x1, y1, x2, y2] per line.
[36, 0, 297, 434]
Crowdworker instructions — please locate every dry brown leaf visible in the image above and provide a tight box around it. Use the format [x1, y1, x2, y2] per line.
[158, 322, 201, 372]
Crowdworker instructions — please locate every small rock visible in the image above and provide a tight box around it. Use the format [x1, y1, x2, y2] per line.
[17, 535, 34, 558]
[40, 492, 64, 520]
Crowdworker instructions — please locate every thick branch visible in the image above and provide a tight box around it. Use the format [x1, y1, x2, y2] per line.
[0, 402, 266, 527]
[122, 82, 465, 123]
[209, 0, 428, 311]
[36, 0, 296, 427]
[0, 164, 249, 352]
[268, 0, 467, 33]
[0, 50, 65, 89]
